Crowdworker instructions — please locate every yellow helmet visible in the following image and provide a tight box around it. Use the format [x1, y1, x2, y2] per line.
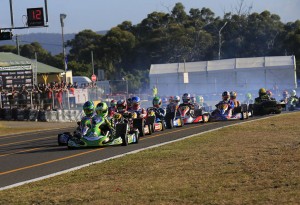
[259, 88, 266, 96]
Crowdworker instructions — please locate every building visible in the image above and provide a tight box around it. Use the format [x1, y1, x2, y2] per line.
[0, 52, 65, 89]
[149, 56, 297, 97]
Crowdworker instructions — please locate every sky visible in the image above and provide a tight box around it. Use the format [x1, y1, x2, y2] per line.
[0, 0, 299, 35]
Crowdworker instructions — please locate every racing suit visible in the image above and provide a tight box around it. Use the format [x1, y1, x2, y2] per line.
[230, 99, 240, 108]
[108, 106, 117, 118]
[179, 102, 198, 117]
[132, 108, 147, 119]
[254, 94, 271, 104]
[97, 116, 114, 143]
[152, 107, 166, 119]
[215, 100, 235, 110]
[288, 95, 299, 107]
[212, 100, 235, 117]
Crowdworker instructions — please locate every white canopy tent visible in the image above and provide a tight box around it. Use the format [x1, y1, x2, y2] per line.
[149, 56, 297, 97]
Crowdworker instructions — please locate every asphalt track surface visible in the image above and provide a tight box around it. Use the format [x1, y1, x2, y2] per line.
[0, 115, 272, 189]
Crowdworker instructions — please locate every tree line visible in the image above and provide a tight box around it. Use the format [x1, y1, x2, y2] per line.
[1, 2, 299, 93]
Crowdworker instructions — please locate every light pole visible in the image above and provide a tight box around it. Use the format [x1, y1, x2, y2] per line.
[122, 77, 128, 98]
[218, 21, 227, 60]
[60, 14, 67, 77]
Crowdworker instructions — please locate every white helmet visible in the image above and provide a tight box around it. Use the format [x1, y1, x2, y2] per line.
[291, 90, 296, 97]
[174, 96, 180, 103]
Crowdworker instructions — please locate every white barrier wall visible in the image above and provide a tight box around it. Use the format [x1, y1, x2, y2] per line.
[150, 56, 297, 96]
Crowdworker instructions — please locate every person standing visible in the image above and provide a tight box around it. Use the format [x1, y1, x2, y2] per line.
[18, 85, 28, 109]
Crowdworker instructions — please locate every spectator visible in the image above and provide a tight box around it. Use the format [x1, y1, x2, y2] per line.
[32, 84, 42, 110]
[55, 83, 63, 109]
[44, 83, 53, 110]
[7, 87, 17, 109]
[73, 82, 78, 89]
[18, 85, 28, 108]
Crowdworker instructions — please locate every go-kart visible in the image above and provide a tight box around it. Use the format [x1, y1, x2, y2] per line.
[131, 110, 154, 137]
[286, 97, 300, 111]
[164, 103, 184, 129]
[58, 114, 139, 148]
[178, 105, 209, 124]
[146, 107, 166, 132]
[250, 100, 285, 115]
[209, 102, 249, 121]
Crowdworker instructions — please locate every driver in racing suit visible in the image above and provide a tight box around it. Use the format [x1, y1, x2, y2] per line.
[266, 90, 276, 101]
[255, 88, 271, 104]
[230, 91, 240, 108]
[116, 99, 132, 119]
[151, 96, 166, 119]
[212, 91, 235, 117]
[288, 89, 299, 107]
[281, 90, 289, 104]
[95, 102, 114, 143]
[179, 93, 198, 117]
[131, 96, 147, 118]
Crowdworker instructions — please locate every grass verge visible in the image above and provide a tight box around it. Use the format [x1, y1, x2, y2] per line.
[0, 113, 300, 204]
[0, 121, 75, 136]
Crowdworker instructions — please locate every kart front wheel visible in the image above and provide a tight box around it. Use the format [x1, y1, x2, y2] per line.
[161, 120, 166, 131]
[121, 134, 128, 146]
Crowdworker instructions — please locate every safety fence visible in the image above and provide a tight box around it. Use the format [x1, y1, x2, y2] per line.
[0, 87, 153, 122]
[0, 108, 83, 122]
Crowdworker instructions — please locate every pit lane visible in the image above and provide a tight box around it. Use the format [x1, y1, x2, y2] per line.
[0, 115, 274, 189]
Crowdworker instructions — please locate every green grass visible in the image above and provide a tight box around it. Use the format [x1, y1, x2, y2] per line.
[1, 112, 300, 204]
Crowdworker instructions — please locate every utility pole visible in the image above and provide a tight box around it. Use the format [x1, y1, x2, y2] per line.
[218, 22, 228, 60]
[16, 35, 20, 55]
[91, 51, 94, 75]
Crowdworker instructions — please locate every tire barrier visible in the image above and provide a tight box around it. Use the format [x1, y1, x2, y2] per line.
[0, 108, 82, 122]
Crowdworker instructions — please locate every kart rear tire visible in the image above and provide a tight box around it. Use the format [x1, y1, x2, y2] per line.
[134, 131, 139, 144]
[166, 118, 173, 129]
[148, 124, 153, 135]
[161, 120, 166, 131]
[139, 127, 145, 137]
[121, 134, 129, 146]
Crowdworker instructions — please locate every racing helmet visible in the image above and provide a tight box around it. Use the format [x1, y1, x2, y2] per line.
[191, 95, 196, 103]
[291, 90, 296, 97]
[196, 95, 204, 104]
[173, 96, 180, 104]
[266, 90, 273, 97]
[162, 97, 168, 105]
[153, 96, 162, 108]
[168, 96, 174, 103]
[116, 99, 127, 113]
[95, 102, 108, 118]
[230, 91, 237, 99]
[126, 98, 132, 108]
[222, 91, 230, 101]
[110, 99, 117, 107]
[182, 93, 191, 104]
[246, 93, 252, 100]
[282, 90, 288, 98]
[83, 100, 95, 117]
[259, 88, 267, 97]
[131, 96, 141, 110]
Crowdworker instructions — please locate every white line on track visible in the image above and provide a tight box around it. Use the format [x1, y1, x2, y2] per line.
[0, 115, 278, 191]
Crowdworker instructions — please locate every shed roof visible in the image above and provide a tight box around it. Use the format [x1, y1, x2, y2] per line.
[0, 52, 64, 74]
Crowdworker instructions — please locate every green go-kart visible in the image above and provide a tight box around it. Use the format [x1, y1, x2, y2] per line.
[59, 114, 139, 149]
